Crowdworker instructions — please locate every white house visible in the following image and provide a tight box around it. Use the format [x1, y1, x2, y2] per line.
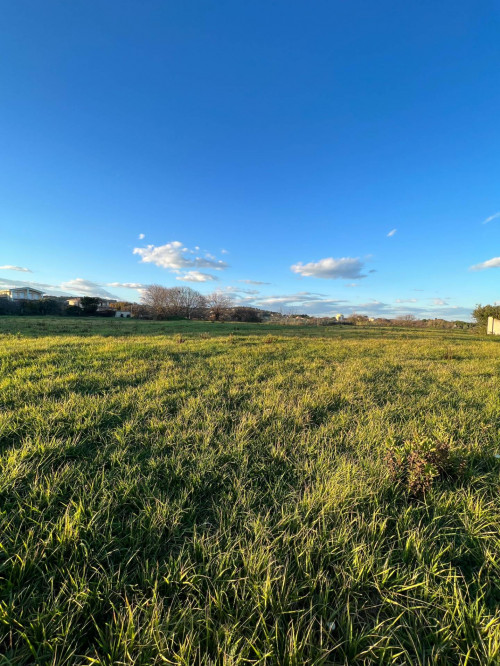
[115, 311, 131, 318]
[0, 287, 44, 301]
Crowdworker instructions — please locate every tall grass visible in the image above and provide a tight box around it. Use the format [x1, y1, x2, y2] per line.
[0, 317, 499, 664]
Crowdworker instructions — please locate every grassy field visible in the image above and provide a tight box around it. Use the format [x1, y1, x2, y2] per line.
[0, 316, 499, 665]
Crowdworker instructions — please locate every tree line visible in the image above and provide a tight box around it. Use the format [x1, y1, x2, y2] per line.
[0, 286, 264, 322]
[139, 285, 263, 321]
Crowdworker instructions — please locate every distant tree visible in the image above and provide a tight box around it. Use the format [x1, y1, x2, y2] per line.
[206, 291, 233, 321]
[39, 298, 63, 315]
[80, 297, 100, 315]
[0, 297, 20, 315]
[141, 285, 171, 319]
[230, 307, 262, 323]
[394, 314, 417, 327]
[472, 304, 500, 327]
[18, 300, 63, 316]
[64, 305, 82, 317]
[172, 286, 206, 319]
[109, 301, 133, 311]
[346, 313, 369, 324]
[141, 285, 205, 319]
[130, 303, 150, 319]
[454, 320, 472, 329]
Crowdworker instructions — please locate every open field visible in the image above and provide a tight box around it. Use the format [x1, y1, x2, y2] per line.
[0, 317, 499, 664]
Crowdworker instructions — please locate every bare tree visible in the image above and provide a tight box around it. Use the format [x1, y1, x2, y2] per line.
[170, 286, 206, 319]
[141, 284, 205, 319]
[141, 284, 171, 319]
[206, 291, 233, 321]
[395, 314, 416, 327]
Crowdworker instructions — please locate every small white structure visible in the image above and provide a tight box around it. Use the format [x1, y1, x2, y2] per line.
[333, 313, 345, 321]
[487, 316, 500, 335]
[115, 311, 131, 318]
[0, 287, 44, 301]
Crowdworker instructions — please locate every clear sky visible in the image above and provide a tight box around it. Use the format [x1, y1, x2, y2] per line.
[1, 1, 500, 319]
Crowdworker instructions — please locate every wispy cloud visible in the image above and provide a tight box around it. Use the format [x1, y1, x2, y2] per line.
[106, 282, 145, 290]
[59, 278, 117, 298]
[238, 279, 271, 285]
[387, 229, 397, 237]
[291, 257, 366, 280]
[138, 233, 145, 240]
[0, 265, 32, 272]
[395, 298, 418, 303]
[482, 212, 500, 224]
[176, 271, 218, 283]
[469, 257, 500, 271]
[0, 277, 56, 291]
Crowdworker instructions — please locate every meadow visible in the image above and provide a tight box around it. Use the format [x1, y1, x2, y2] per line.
[0, 316, 499, 665]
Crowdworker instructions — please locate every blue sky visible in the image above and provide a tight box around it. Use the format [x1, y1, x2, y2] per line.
[1, 0, 500, 319]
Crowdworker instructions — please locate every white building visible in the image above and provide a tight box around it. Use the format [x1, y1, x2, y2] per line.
[115, 311, 131, 318]
[487, 316, 500, 335]
[333, 313, 345, 321]
[0, 287, 44, 301]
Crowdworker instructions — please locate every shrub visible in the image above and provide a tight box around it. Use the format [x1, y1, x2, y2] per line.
[385, 437, 464, 496]
[64, 305, 83, 317]
[0, 297, 20, 315]
[230, 307, 262, 322]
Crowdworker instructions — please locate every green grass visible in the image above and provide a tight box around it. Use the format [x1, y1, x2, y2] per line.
[0, 316, 499, 665]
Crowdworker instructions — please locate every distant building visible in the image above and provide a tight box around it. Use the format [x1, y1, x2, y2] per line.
[115, 311, 131, 318]
[333, 313, 344, 321]
[0, 287, 44, 301]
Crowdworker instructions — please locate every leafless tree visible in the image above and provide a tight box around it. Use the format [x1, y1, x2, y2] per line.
[170, 286, 206, 319]
[141, 284, 206, 319]
[206, 291, 233, 321]
[141, 284, 171, 319]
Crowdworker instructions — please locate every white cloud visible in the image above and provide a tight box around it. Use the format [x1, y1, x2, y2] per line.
[106, 282, 145, 289]
[238, 279, 271, 285]
[221, 248, 229, 254]
[291, 257, 366, 280]
[196, 285, 473, 321]
[433, 298, 448, 306]
[387, 229, 397, 237]
[138, 233, 145, 240]
[133, 241, 229, 272]
[176, 271, 218, 283]
[0, 265, 32, 272]
[482, 212, 500, 224]
[0, 276, 144, 299]
[0, 277, 56, 291]
[59, 278, 117, 298]
[255, 291, 345, 307]
[469, 257, 500, 271]
[395, 298, 418, 303]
